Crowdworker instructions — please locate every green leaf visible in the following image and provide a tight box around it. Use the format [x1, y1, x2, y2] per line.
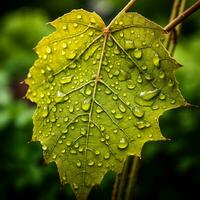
[25, 9, 186, 199]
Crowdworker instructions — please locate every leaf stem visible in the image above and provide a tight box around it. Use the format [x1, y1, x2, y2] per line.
[164, 0, 200, 33]
[107, 0, 137, 29]
[125, 156, 141, 200]
[164, 0, 186, 55]
[112, 156, 134, 200]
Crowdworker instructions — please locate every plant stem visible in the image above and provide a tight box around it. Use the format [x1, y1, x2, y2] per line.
[164, 0, 200, 32]
[164, 0, 186, 55]
[164, 0, 181, 49]
[168, 0, 186, 55]
[125, 156, 141, 200]
[112, 156, 134, 200]
[107, 0, 137, 29]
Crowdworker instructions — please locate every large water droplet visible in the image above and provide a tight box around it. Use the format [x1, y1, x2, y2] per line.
[117, 137, 129, 150]
[82, 98, 91, 111]
[139, 89, 160, 101]
[134, 48, 142, 59]
[153, 54, 160, 67]
[88, 160, 95, 166]
[115, 113, 123, 119]
[118, 69, 131, 81]
[42, 106, 48, 118]
[55, 91, 65, 103]
[60, 76, 73, 84]
[133, 107, 145, 118]
[118, 104, 126, 113]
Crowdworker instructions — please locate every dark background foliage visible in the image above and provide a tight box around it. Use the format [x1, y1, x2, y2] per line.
[0, 0, 199, 199]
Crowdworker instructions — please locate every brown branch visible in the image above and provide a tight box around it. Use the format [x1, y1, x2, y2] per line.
[164, 0, 200, 32]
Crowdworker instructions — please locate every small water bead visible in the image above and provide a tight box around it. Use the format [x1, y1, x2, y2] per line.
[140, 89, 160, 101]
[42, 106, 49, 118]
[74, 142, 79, 148]
[144, 73, 153, 81]
[168, 79, 175, 87]
[113, 70, 120, 76]
[73, 23, 78, 28]
[46, 46, 52, 54]
[89, 31, 94, 36]
[52, 154, 57, 159]
[105, 135, 110, 140]
[114, 49, 120, 55]
[100, 137, 105, 142]
[119, 21, 123, 25]
[107, 40, 113, 47]
[135, 121, 151, 129]
[115, 113, 123, 119]
[61, 149, 66, 153]
[159, 71, 165, 79]
[60, 76, 73, 84]
[171, 99, 176, 104]
[159, 93, 166, 100]
[67, 52, 76, 60]
[66, 141, 71, 146]
[69, 63, 77, 69]
[133, 107, 145, 118]
[127, 80, 136, 90]
[62, 25, 67, 30]
[117, 138, 129, 150]
[111, 109, 116, 114]
[69, 105, 74, 113]
[96, 106, 103, 113]
[70, 149, 77, 154]
[119, 104, 126, 113]
[120, 32, 124, 38]
[78, 146, 84, 152]
[134, 48, 142, 59]
[125, 40, 134, 50]
[153, 54, 160, 67]
[152, 105, 159, 110]
[98, 162, 103, 167]
[88, 160, 95, 166]
[104, 152, 110, 160]
[90, 17, 96, 24]
[73, 183, 79, 190]
[76, 160, 82, 168]
[85, 88, 92, 96]
[42, 145, 47, 151]
[81, 128, 87, 135]
[77, 14, 82, 19]
[95, 150, 100, 155]
[62, 43, 67, 49]
[82, 98, 91, 111]
[141, 65, 147, 71]
[137, 74, 143, 84]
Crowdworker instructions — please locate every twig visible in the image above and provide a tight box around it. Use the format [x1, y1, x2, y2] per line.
[164, 0, 181, 49]
[164, 0, 200, 32]
[165, 0, 186, 55]
[112, 156, 134, 200]
[107, 0, 137, 29]
[125, 156, 141, 200]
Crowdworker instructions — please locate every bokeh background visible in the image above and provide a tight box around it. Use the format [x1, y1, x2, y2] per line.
[0, 0, 200, 199]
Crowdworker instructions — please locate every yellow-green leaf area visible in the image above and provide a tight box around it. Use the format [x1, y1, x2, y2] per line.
[25, 9, 186, 200]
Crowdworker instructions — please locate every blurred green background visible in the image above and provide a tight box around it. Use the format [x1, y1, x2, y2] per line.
[0, 0, 200, 199]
